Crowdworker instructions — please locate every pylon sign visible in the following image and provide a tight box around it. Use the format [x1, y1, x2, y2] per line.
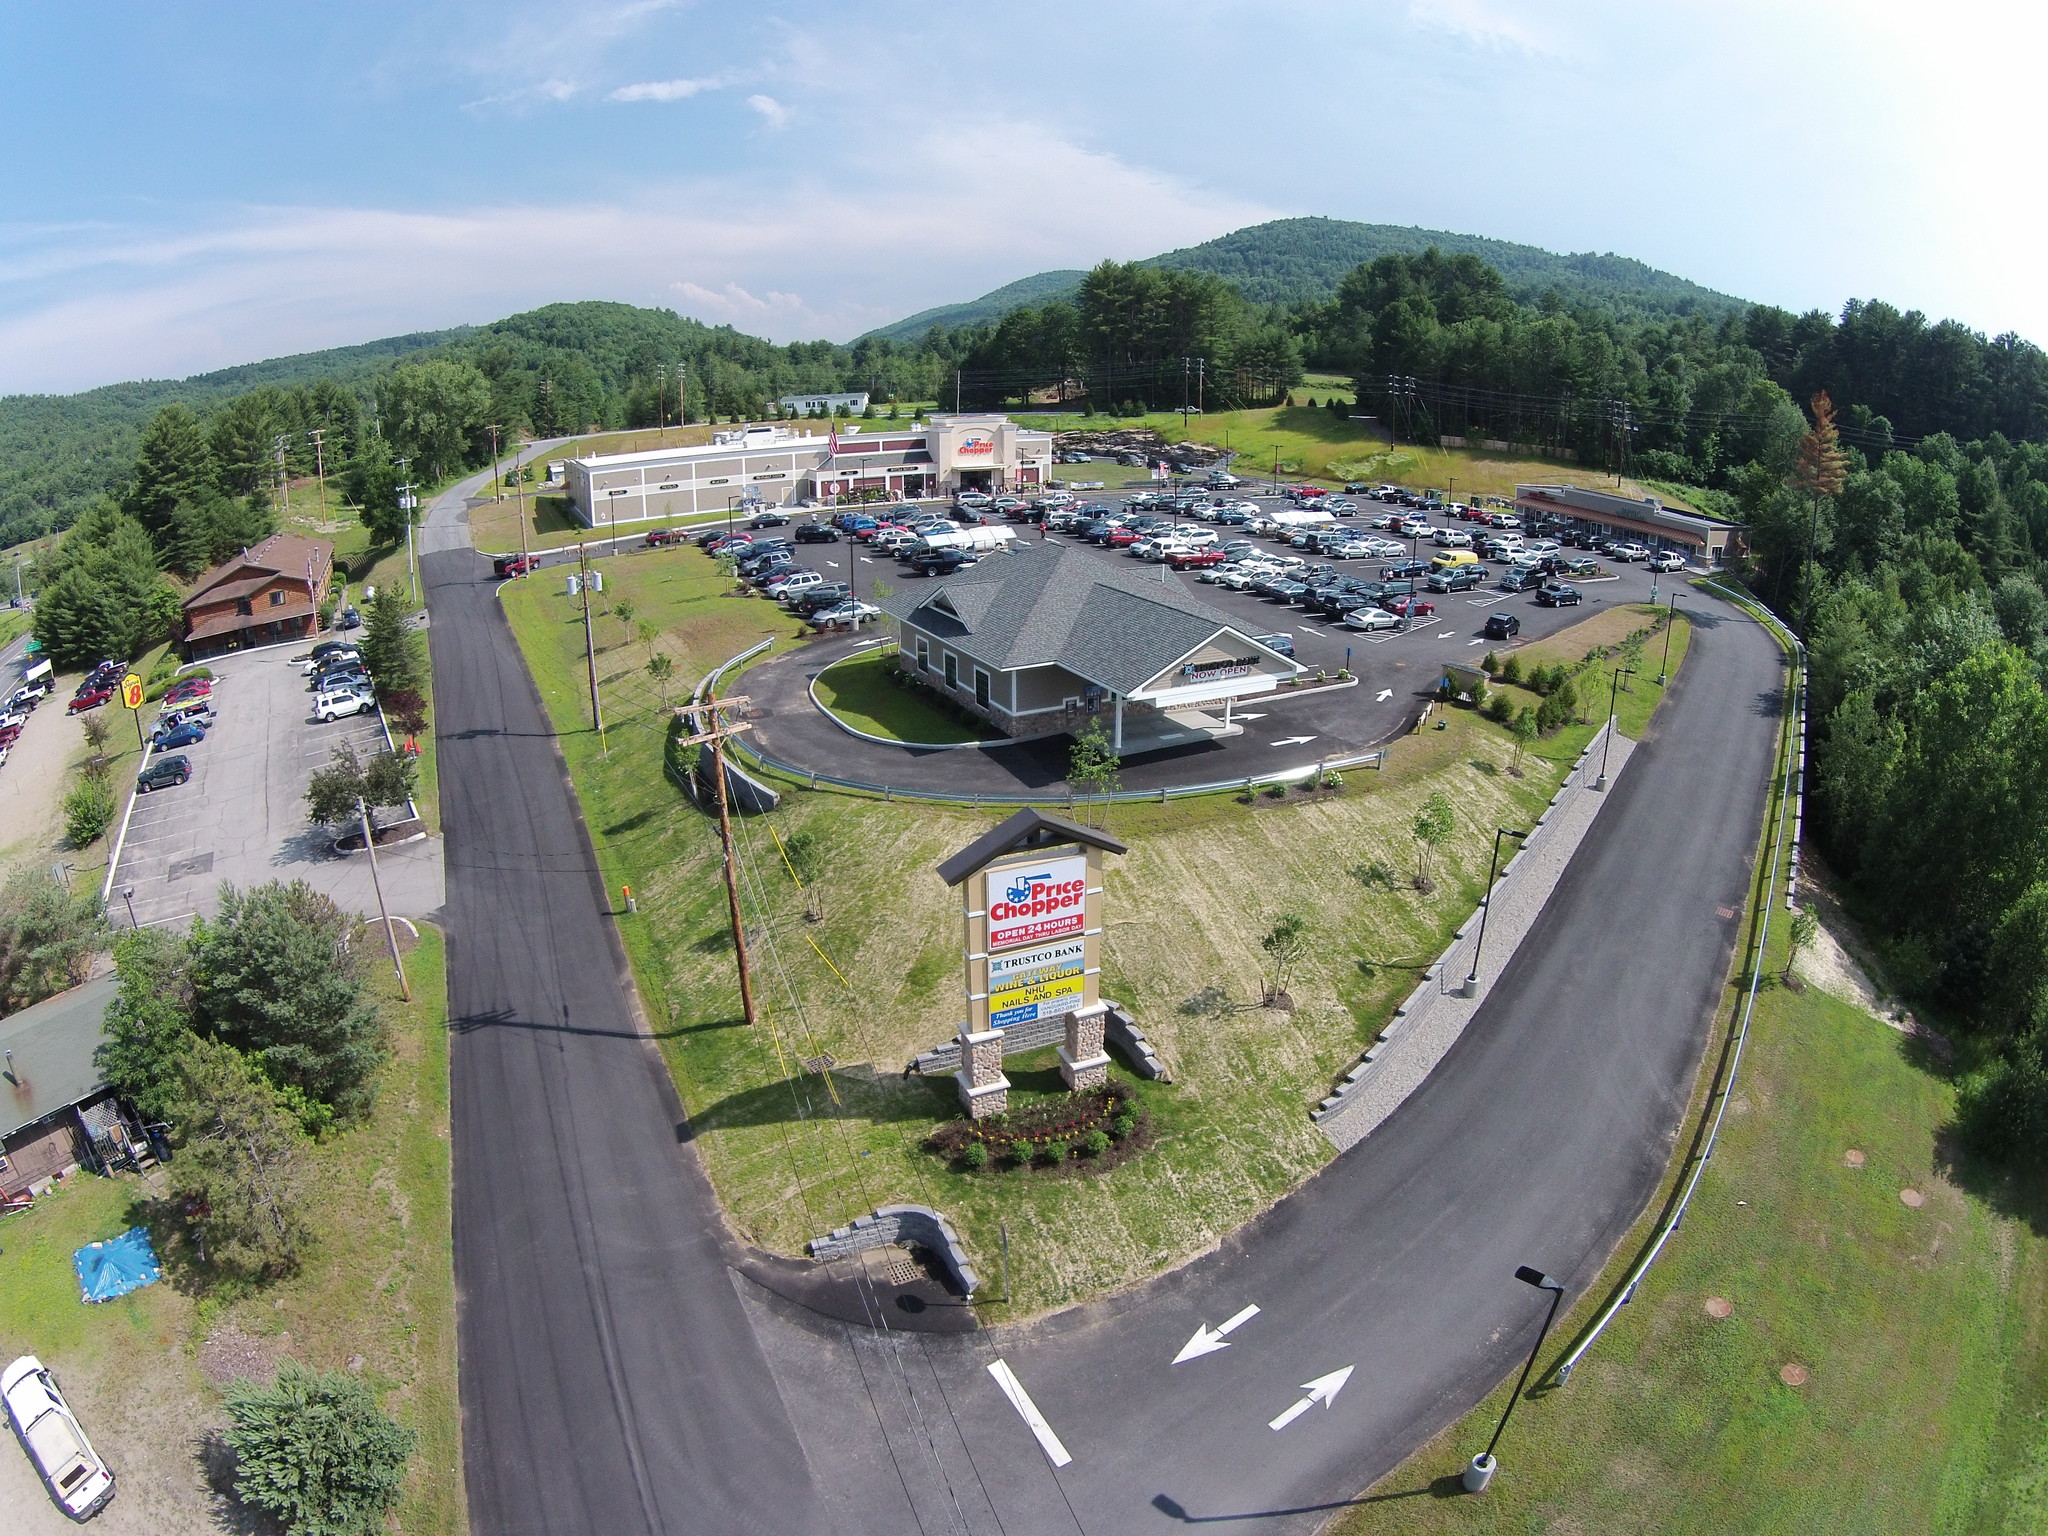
[119, 673, 143, 710]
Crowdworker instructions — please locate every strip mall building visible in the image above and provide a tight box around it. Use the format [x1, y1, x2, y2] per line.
[563, 414, 1054, 531]
[1513, 484, 1745, 565]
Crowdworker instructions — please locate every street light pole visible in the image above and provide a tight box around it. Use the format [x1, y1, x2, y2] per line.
[1658, 588, 1678, 685]
[1460, 827, 1528, 998]
[1464, 1266, 1566, 1492]
[1594, 664, 1635, 790]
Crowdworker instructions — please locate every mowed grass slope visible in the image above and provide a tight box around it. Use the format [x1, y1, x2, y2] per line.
[501, 543, 1693, 1314]
[1332, 910, 2048, 1536]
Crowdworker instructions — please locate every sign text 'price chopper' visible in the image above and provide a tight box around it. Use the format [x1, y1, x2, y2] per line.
[985, 856, 1087, 952]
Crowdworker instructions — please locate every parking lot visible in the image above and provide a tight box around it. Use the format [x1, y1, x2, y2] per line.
[725, 485, 1692, 793]
[109, 646, 444, 929]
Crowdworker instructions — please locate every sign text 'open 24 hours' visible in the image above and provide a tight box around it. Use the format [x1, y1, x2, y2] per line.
[986, 856, 1087, 952]
[987, 939, 1086, 1029]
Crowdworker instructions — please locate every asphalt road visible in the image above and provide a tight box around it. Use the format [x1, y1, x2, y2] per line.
[429, 452, 1786, 1532]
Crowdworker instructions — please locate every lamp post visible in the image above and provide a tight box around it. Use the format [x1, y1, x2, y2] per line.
[1464, 1265, 1566, 1493]
[120, 885, 138, 930]
[1658, 588, 1678, 685]
[1593, 663, 1635, 790]
[1460, 827, 1528, 998]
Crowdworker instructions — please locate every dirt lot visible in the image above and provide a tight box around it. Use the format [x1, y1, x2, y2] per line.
[0, 677, 89, 874]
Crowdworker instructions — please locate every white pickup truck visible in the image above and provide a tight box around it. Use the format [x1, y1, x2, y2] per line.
[916, 524, 1017, 554]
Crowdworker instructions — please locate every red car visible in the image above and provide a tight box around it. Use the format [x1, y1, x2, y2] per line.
[1106, 527, 1142, 547]
[1382, 596, 1437, 619]
[163, 680, 213, 707]
[68, 686, 113, 714]
[1168, 548, 1228, 570]
[492, 553, 537, 576]
[643, 528, 683, 547]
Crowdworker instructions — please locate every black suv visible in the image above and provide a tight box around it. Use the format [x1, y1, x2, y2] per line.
[1484, 613, 1521, 640]
[1534, 583, 1582, 607]
[138, 754, 192, 792]
[793, 522, 839, 543]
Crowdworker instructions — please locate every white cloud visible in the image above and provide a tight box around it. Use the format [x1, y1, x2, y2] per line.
[1406, 0, 1562, 55]
[0, 124, 1272, 392]
[610, 75, 721, 102]
[746, 94, 790, 129]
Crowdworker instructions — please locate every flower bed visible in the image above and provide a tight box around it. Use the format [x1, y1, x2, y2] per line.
[927, 1082, 1144, 1172]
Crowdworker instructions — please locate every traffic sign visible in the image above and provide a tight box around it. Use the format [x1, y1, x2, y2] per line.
[119, 673, 143, 710]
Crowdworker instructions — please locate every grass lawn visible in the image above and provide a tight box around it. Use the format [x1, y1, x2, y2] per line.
[1332, 789, 2048, 1534]
[811, 650, 984, 743]
[0, 927, 462, 1534]
[501, 541, 1695, 1315]
[1028, 404, 1696, 509]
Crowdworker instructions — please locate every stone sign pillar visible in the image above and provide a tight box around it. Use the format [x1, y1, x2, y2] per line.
[936, 810, 1128, 1121]
[1058, 1003, 1110, 1092]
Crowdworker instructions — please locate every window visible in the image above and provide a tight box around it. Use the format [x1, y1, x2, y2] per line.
[974, 670, 991, 709]
[269, 589, 286, 606]
[236, 599, 252, 616]
[944, 654, 958, 690]
[917, 639, 930, 672]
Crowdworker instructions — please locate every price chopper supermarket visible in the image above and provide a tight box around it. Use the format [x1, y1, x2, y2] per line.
[563, 414, 1054, 529]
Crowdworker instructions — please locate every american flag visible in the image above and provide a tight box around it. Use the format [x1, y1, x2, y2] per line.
[828, 425, 840, 458]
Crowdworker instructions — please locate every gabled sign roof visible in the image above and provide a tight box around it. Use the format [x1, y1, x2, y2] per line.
[935, 807, 1127, 887]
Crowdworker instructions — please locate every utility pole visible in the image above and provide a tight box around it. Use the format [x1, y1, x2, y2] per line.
[515, 438, 530, 569]
[674, 695, 759, 1029]
[576, 543, 605, 749]
[357, 797, 411, 1002]
[1197, 356, 1205, 416]
[273, 434, 291, 514]
[486, 425, 503, 500]
[677, 360, 687, 433]
[955, 369, 962, 413]
[307, 428, 329, 523]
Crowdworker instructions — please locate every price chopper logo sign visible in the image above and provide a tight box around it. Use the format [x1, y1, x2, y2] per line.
[957, 432, 996, 457]
[986, 856, 1087, 951]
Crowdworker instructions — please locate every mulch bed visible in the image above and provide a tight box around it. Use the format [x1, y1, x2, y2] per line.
[928, 1082, 1147, 1174]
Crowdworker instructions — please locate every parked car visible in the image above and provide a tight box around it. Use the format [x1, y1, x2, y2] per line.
[1534, 583, 1583, 607]
[1427, 565, 1487, 593]
[158, 703, 216, 731]
[787, 584, 853, 614]
[794, 522, 840, 543]
[11, 677, 50, 704]
[152, 719, 209, 750]
[748, 510, 791, 528]
[1561, 557, 1601, 578]
[137, 754, 192, 792]
[3, 1355, 115, 1519]
[1343, 606, 1402, 632]
[1611, 542, 1650, 562]
[1383, 595, 1437, 619]
[314, 687, 374, 722]
[67, 685, 112, 714]
[302, 648, 360, 676]
[908, 550, 970, 576]
[1251, 632, 1295, 658]
[492, 553, 537, 576]
[809, 600, 882, 628]
[1647, 549, 1687, 571]
[765, 570, 825, 599]
[163, 678, 213, 706]
[1484, 613, 1522, 640]
[337, 605, 362, 629]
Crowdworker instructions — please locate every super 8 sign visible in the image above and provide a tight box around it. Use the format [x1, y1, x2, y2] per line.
[985, 855, 1087, 952]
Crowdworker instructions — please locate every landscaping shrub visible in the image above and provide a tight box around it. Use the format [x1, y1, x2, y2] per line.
[63, 776, 117, 846]
[1263, 782, 1287, 799]
[1080, 1128, 1111, 1157]
[1112, 1111, 1137, 1138]
[1485, 693, 1514, 723]
[1482, 650, 1499, 674]
[927, 1082, 1140, 1172]
[1500, 654, 1523, 685]
[961, 1141, 989, 1170]
[1041, 1140, 1069, 1166]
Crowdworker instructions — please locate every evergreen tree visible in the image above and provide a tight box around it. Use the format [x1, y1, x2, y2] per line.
[358, 583, 421, 695]
[170, 1037, 311, 1273]
[223, 1361, 416, 1536]
[123, 403, 217, 546]
[96, 926, 198, 1124]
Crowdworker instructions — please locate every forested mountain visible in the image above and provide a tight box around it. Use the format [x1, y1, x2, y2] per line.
[0, 328, 465, 546]
[859, 216, 1745, 341]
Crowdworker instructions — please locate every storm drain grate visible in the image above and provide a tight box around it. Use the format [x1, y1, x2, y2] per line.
[882, 1251, 920, 1287]
[167, 853, 216, 881]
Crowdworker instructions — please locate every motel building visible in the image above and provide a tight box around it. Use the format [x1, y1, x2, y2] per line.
[562, 414, 1055, 531]
[873, 542, 1302, 756]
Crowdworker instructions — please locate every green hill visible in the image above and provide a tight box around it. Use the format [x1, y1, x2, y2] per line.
[859, 216, 1746, 341]
[0, 327, 467, 540]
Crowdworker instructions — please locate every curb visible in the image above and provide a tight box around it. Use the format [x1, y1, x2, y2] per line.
[806, 1204, 981, 1297]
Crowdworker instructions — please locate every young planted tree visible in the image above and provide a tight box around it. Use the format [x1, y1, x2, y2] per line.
[610, 597, 637, 650]
[306, 742, 418, 831]
[1507, 708, 1538, 777]
[170, 1037, 311, 1274]
[358, 583, 420, 696]
[636, 619, 659, 661]
[1411, 791, 1456, 892]
[779, 828, 827, 922]
[381, 688, 428, 749]
[223, 1360, 416, 1536]
[1784, 907, 1820, 983]
[62, 775, 118, 847]
[1068, 719, 1122, 825]
[1259, 912, 1312, 1005]
[646, 651, 676, 708]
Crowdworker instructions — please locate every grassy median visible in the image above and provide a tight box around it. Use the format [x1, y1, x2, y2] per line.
[499, 543, 1694, 1315]
[810, 649, 984, 743]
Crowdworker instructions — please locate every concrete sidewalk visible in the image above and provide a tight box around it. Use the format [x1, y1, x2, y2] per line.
[1317, 722, 1638, 1151]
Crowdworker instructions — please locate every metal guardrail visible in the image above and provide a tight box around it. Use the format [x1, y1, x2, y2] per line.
[693, 639, 1386, 807]
[1553, 578, 1806, 1383]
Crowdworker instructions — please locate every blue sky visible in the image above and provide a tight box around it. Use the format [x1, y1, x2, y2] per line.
[1, 0, 2039, 393]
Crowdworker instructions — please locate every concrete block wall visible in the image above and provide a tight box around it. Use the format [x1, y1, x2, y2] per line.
[907, 1000, 1168, 1081]
[806, 1204, 981, 1296]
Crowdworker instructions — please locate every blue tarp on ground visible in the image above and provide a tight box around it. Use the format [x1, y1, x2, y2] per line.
[74, 1226, 161, 1304]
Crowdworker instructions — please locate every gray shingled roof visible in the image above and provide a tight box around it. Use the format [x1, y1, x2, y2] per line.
[0, 973, 117, 1139]
[875, 543, 1264, 696]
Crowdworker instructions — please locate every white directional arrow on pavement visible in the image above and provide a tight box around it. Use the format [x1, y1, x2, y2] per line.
[1234, 711, 1268, 721]
[1375, 688, 1394, 702]
[825, 561, 840, 568]
[1268, 1366, 1355, 1431]
[1173, 1304, 1261, 1364]
[1270, 735, 1318, 747]
[1437, 630, 1456, 638]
